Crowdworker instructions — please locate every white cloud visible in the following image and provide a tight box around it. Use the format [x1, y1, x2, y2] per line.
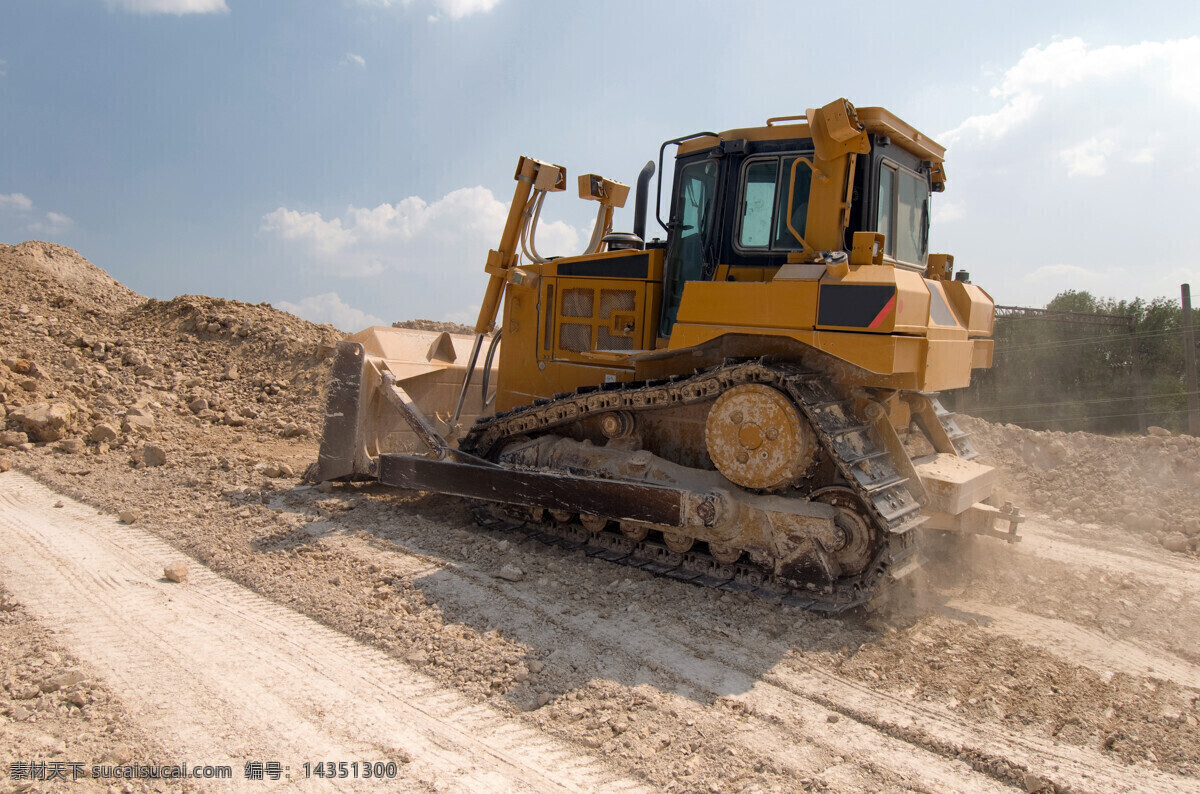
[262, 186, 582, 279]
[0, 193, 72, 234]
[941, 37, 1200, 145]
[106, 0, 229, 13]
[277, 292, 385, 332]
[932, 199, 965, 224]
[1023, 263, 1103, 283]
[1060, 136, 1116, 177]
[30, 212, 74, 234]
[341, 53, 366, 68]
[354, 0, 501, 19]
[436, 0, 500, 18]
[0, 193, 34, 211]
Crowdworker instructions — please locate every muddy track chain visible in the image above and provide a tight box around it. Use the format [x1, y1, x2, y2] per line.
[469, 502, 911, 613]
[457, 359, 932, 610]
[460, 358, 922, 535]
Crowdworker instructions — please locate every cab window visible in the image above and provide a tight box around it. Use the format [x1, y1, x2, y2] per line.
[877, 163, 929, 266]
[661, 160, 718, 334]
[736, 155, 812, 252]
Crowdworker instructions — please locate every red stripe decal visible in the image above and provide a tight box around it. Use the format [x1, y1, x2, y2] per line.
[867, 295, 896, 329]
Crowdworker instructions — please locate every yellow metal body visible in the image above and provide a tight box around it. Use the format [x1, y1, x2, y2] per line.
[489, 98, 994, 414]
[495, 255, 994, 406]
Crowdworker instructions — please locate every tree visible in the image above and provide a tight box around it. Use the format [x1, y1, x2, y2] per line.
[963, 290, 1189, 434]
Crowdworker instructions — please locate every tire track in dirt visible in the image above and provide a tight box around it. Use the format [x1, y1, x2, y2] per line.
[947, 598, 1200, 689]
[332, 515, 1200, 794]
[317, 535, 1017, 793]
[0, 473, 649, 793]
[1018, 519, 1200, 592]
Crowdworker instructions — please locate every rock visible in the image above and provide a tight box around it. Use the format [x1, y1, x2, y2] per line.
[118, 509, 140, 524]
[1, 430, 29, 447]
[9, 401, 75, 442]
[63, 353, 81, 371]
[142, 444, 167, 467]
[316, 481, 333, 494]
[527, 660, 545, 674]
[1023, 772, 1049, 793]
[103, 745, 133, 765]
[537, 693, 551, 707]
[1183, 518, 1200, 538]
[0, 458, 12, 472]
[1162, 532, 1190, 553]
[187, 397, 209, 414]
[39, 671, 86, 693]
[57, 437, 85, 454]
[281, 422, 308, 438]
[222, 363, 239, 381]
[406, 650, 429, 666]
[134, 363, 157, 378]
[88, 423, 118, 443]
[12, 684, 40, 700]
[122, 412, 155, 434]
[8, 704, 31, 721]
[1148, 426, 1172, 437]
[496, 564, 525, 582]
[826, 714, 840, 723]
[164, 561, 188, 583]
[261, 463, 281, 478]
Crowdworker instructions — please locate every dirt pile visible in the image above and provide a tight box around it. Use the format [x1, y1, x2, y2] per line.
[961, 415, 1200, 555]
[0, 243, 341, 471]
[0, 241, 143, 316]
[393, 318, 475, 334]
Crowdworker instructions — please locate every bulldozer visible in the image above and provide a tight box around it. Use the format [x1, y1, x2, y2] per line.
[311, 98, 1020, 611]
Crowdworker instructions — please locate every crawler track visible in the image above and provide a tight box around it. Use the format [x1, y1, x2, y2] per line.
[460, 358, 979, 611]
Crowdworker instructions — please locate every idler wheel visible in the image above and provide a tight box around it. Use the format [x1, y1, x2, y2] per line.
[811, 486, 876, 575]
[705, 384, 815, 490]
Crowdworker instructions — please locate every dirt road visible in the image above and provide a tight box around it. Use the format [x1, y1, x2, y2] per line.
[0, 472, 647, 792]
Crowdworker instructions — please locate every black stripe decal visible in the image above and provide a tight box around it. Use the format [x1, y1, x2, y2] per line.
[556, 254, 649, 279]
[817, 284, 896, 328]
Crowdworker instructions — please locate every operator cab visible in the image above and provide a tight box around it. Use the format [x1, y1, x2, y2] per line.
[656, 111, 939, 337]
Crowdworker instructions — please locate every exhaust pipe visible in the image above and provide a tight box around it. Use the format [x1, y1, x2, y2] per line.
[632, 160, 655, 246]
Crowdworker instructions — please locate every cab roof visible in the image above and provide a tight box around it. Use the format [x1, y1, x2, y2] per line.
[677, 106, 945, 164]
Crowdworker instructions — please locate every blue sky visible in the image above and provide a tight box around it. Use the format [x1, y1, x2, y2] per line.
[3, 0, 1199, 329]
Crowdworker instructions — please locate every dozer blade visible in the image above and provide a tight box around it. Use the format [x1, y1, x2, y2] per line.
[313, 327, 497, 482]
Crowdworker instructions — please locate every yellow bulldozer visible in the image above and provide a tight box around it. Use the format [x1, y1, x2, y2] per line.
[312, 98, 1020, 611]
